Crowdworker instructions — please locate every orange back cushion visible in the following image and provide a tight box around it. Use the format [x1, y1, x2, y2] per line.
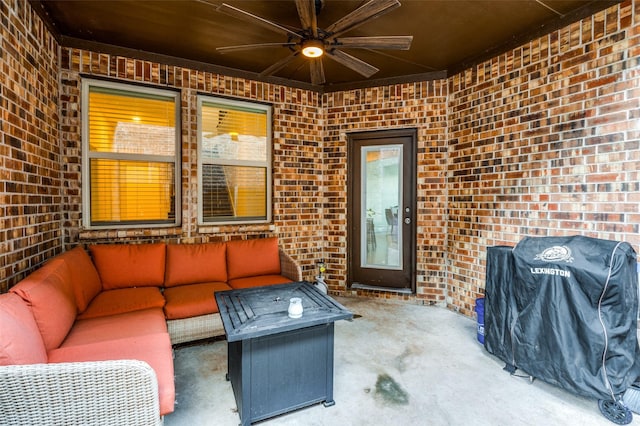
[165, 243, 227, 287]
[226, 237, 281, 280]
[58, 246, 102, 313]
[0, 292, 48, 365]
[89, 243, 166, 290]
[10, 258, 77, 351]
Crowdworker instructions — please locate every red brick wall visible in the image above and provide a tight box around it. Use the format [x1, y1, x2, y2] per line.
[447, 1, 640, 315]
[58, 50, 325, 279]
[0, 0, 60, 292]
[2, 1, 639, 319]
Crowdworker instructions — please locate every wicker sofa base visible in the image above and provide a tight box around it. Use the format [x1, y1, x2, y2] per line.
[167, 314, 224, 345]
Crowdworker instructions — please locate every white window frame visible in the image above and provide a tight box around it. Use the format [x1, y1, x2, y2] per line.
[81, 79, 181, 229]
[197, 95, 272, 225]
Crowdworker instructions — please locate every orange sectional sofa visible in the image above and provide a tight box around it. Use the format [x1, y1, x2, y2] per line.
[0, 237, 301, 425]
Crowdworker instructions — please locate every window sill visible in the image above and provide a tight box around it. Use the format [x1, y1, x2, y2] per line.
[197, 223, 276, 234]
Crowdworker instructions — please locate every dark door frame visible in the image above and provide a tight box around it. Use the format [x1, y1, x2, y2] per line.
[346, 128, 417, 293]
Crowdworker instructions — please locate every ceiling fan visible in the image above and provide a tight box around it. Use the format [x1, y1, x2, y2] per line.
[212, 0, 413, 85]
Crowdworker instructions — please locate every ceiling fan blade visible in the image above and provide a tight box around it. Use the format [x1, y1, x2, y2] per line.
[295, 0, 318, 38]
[217, 3, 301, 38]
[335, 36, 413, 50]
[309, 58, 325, 85]
[217, 43, 297, 54]
[260, 51, 301, 77]
[325, 0, 401, 39]
[326, 49, 379, 78]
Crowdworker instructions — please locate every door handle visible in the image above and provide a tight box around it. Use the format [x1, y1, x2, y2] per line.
[404, 218, 411, 224]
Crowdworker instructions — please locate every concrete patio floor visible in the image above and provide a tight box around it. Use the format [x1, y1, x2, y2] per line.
[164, 296, 639, 426]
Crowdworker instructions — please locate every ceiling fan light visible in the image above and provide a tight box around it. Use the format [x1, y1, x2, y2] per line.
[302, 40, 324, 58]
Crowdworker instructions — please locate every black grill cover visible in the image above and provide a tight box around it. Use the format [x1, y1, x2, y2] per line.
[485, 236, 640, 400]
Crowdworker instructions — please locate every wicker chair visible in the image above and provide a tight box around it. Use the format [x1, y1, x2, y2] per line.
[0, 360, 163, 426]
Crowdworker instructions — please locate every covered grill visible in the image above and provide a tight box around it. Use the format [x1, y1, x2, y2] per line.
[484, 236, 640, 423]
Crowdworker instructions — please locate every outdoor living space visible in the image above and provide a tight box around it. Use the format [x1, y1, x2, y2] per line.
[2, 0, 640, 425]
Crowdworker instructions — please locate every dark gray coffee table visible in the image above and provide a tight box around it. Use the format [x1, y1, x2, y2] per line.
[215, 281, 352, 426]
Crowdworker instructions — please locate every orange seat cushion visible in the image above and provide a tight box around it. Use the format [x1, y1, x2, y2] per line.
[48, 333, 175, 415]
[228, 275, 293, 290]
[78, 287, 165, 320]
[165, 243, 227, 287]
[57, 246, 102, 313]
[163, 282, 232, 319]
[89, 243, 166, 290]
[226, 237, 281, 280]
[10, 258, 76, 351]
[63, 308, 167, 347]
[0, 293, 48, 365]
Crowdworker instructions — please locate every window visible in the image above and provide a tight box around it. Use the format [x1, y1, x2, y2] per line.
[198, 96, 272, 224]
[82, 80, 180, 228]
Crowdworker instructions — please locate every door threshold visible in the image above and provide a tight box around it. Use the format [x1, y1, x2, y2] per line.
[350, 283, 413, 294]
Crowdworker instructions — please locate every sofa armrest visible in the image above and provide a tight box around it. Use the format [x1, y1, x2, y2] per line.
[0, 360, 162, 426]
[279, 248, 303, 282]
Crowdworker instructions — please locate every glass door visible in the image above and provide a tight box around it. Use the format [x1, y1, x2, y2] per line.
[348, 129, 416, 292]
